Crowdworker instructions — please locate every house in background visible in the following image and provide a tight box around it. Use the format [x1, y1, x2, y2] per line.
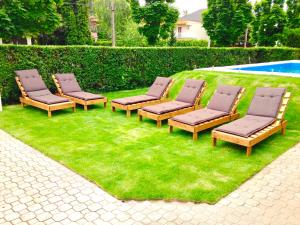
[175, 9, 209, 40]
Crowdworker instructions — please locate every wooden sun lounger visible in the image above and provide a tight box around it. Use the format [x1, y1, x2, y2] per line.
[138, 82, 207, 128]
[111, 80, 174, 117]
[212, 92, 291, 156]
[168, 88, 245, 140]
[52, 75, 107, 111]
[16, 77, 75, 117]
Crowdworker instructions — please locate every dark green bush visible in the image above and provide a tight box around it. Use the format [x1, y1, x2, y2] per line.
[282, 28, 300, 48]
[0, 45, 299, 104]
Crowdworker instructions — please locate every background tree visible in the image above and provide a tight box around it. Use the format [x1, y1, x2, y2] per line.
[0, 8, 14, 44]
[251, 0, 287, 46]
[129, 0, 179, 45]
[2, 0, 62, 45]
[203, 0, 252, 47]
[59, 0, 92, 45]
[286, 0, 300, 29]
[93, 0, 131, 39]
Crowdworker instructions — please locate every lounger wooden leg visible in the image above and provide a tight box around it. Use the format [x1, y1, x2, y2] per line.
[246, 146, 252, 156]
[169, 126, 173, 133]
[212, 137, 217, 147]
[157, 120, 162, 128]
[20, 102, 24, 108]
[103, 102, 107, 109]
[126, 110, 131, 117]
[48, 110, 52, 118]
[72, 107, 76, 113]
[84, 105, 88, 111]
[139, 115, 143, 121]
[193, 132, 198, 141]
[281, 124, 286, 135]
[112, 106, 116, 112]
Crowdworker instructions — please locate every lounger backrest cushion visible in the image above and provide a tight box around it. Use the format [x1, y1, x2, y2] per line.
[207, 85, 242, 113]
[146, 77, 172, 98]
[175, 79, 205, 104]
[247, 87, 286, 118]
[55, 73, 82, 93]
[15, 69, 48, 92]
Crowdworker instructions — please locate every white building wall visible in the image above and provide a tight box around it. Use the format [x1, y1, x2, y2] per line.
[175, 21, 209, 40]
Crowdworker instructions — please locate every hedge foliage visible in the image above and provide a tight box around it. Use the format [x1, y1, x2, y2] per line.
[0, 45, 299, 104]
[96, 39, 208, 47]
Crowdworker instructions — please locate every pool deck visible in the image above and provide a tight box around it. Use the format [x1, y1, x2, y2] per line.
[196, 60, 300, 77]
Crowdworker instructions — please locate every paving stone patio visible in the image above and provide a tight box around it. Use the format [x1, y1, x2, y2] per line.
[1, 129, 300, 225]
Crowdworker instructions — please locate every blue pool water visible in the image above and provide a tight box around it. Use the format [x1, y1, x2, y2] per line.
[232, 62, 300, 74]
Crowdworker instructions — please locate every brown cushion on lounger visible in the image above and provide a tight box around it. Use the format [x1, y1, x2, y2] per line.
[112, 95, 157, 105]
[66, 91, 104, 101]
[15, 69, 47, 92]
[215, 115, 275, 138]
[247, 87, 286, 118]
[172, 108, 228, 126]
[30, 94, 69, 105]
[142, 101, 192, 115]
[176, 79, 205, 104]
[207, 85, 242, 113]
[55, 73, 82, 93]
[146, 77, 172, 98]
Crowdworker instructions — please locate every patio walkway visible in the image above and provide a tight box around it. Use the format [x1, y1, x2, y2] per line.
[1, 129, 300, 225]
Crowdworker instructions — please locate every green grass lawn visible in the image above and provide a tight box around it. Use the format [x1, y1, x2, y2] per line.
[1, 71, 299, 204]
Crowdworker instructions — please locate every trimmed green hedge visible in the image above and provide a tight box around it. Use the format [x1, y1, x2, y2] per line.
[174, 39, 208, 47]
[0, 45, 299, 104]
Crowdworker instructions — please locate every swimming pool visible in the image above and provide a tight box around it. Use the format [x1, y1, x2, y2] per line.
[200, 60, 300, 77]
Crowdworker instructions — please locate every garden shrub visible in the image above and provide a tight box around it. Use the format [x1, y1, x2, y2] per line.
[282, 28, 300, 48]
[0, 45, 299, 104]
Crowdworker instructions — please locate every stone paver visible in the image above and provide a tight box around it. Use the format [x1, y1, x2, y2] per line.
[1, 129, 300, 225]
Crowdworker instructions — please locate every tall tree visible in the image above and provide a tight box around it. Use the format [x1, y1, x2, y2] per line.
[0, 8, 14, 44]
[203, 0, 253, 47]
[1, 0, 62, 45]
[93, 0, 132, 39]
[129, 0, 179, 45]
[60, 0, 92, 45]
[251, 0, 287, 46]
[286, 0, 300, 28]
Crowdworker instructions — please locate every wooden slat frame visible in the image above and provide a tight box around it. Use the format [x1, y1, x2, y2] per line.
[52, 75, 107, 111]
[212, 92, 291, 156]
[138, 82, 207, 128]
[15, 77, 75, 117]
[111, 79, 175, 117]
[168, 88, 245, 140]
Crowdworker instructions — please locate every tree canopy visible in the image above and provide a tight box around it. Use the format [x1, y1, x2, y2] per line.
[129, 0, 179, 45]
[286, 0, 300, 29]
[203, 0, 253, 47]
[251, 0, 287, 46]
[1, 0, 62, 41]
[59, 0, 92, 45]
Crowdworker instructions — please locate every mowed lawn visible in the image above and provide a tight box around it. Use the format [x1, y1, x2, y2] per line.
[1, 71, 300, 203]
